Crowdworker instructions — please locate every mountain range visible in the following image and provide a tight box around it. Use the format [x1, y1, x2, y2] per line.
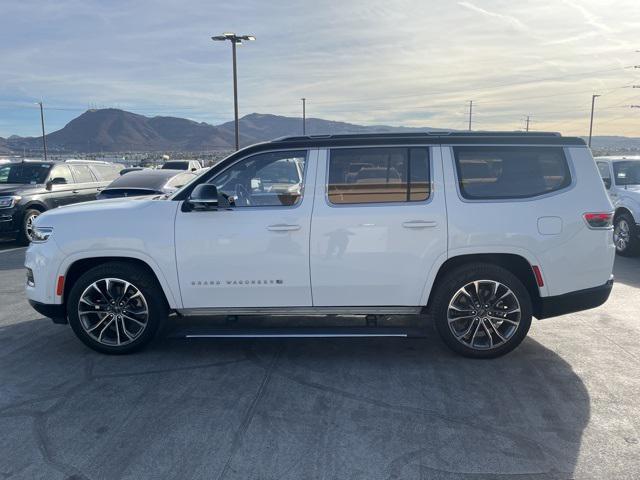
[1, 108, 638, 154]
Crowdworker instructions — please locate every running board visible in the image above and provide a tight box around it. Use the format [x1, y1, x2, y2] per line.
[169, 326, 426, 339]
[176, 306, 422, 317]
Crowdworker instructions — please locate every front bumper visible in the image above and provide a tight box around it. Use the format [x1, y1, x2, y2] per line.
[28, 300, 67, 324]
[535, 276, 614, 319]
[0, 210, 18, 235]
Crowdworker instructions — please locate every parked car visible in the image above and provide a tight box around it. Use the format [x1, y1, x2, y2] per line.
[161, 160, 202, 172]
[596, 156, 640, 256]
[0, 160, 122, 244]
[97, 169, 197, 199]
[26, 132, 615, 357]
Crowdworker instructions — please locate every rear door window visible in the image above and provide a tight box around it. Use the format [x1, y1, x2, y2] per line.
[69, 165, 96, 183]
[92, 164, 120, 181]
[453, 146, 571, 200]
[328, 147, 430, 204]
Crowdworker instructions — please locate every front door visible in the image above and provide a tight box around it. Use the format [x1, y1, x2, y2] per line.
[46, 164, 78, 208]
[175, 149, 316, 309]
[309, 146, 448, 306]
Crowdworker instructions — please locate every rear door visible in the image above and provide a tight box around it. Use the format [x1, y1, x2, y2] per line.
[309, 145, 448, 306]
[68, 164, 100, 203]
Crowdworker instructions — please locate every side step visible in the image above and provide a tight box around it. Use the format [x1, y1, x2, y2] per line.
[168, 326, 426, 339]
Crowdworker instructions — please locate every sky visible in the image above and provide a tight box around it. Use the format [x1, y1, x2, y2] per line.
[1, 0, 639, 138]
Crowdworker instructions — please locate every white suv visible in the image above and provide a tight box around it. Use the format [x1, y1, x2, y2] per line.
[596, 156, 640, 256]
[25, 133, 615, 358]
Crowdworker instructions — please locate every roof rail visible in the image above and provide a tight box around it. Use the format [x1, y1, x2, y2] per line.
[273, 131, 561, 142]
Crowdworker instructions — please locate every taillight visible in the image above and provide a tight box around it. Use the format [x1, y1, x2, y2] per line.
[583, 212, 613, 229]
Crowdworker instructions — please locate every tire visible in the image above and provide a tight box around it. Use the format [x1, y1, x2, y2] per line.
[613, 213, 640, 257]
[16, 209, 42, 245]
[67, 262, 168, 354]
[430, 263, 533, 359]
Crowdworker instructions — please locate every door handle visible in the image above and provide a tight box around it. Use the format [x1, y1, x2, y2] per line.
[402, 220, 437, 229]
[267, 224, 301, 232]
[72, 190, 80, 194]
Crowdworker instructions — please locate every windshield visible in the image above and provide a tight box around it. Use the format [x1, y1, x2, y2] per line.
[613, 161, 640, 186]
[0, 163, 51, 184]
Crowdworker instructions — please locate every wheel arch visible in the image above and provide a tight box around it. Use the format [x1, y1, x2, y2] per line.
[424, 253, 543, 318]
[614, 206, 635, 222]
[60, 255, 179, 310]
[23, 201, 47, 213]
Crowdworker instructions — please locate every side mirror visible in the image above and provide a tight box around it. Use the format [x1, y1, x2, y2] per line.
[46, 177, 67, 190]
[187, 184, 220, 210]
[603, 177, 611, 189]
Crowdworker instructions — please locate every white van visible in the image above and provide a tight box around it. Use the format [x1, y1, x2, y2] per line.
[595, 156, 640, 256]
[25, 133, 615, 358]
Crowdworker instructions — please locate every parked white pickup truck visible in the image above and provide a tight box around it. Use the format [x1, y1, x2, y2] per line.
[26, 132, 615, 358]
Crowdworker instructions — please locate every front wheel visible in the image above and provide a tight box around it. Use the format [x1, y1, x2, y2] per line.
[67, 262, 168, 354]
[430, 263, 533, 358]
[17, 209, 42, 245]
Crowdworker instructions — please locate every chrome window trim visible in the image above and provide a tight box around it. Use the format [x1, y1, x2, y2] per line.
[322, 145, 435, 209]
[448, 145, 578, 204]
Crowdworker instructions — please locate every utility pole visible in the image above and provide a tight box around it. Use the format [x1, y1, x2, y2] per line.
[211, 33, 255, 151]
[588, 94, 600, 148]
[301, 98, 306, 135]
[525, 115, 531, 132]
[36, 101, 47, 160]
[468, 100, 473, 131]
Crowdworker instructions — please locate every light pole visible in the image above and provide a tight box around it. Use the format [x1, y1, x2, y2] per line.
[211, 32, 255, 151]
[588, 94, 600, 148]
[35, 101, 47, 160]
[468, 100, 473, 131]
[301, 97, 306, 135]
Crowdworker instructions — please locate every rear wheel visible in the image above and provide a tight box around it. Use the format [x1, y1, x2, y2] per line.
[431, 263, 532, 358]
[17, 209, 42, 245]
[613, 213, 640, 257]
[67, 262, 167, 354]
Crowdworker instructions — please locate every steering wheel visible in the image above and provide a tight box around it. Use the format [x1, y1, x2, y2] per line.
[234, 183, 252, 206]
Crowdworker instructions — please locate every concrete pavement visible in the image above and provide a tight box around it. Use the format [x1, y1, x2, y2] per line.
[0, 247, 639, 479]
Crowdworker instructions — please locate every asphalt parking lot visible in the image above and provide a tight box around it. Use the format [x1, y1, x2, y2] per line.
[1, 243, 639, 480]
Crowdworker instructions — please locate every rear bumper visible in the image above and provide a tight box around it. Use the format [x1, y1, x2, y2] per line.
[28, 300, 68, 324]
[536, 276, 613, 320]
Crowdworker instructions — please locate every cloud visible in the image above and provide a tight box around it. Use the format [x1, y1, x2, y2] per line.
[457, 1, 530, 33]
[0, 0, 638, 137]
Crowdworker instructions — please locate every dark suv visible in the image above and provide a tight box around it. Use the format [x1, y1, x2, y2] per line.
[0, 160, 121, 244]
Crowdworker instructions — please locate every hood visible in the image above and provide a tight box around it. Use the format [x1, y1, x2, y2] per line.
[36, 195, 167, 225]
[0, 183, 42, 196]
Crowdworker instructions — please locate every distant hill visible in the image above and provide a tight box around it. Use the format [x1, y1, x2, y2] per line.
[0, 137, 12, 154]
[5, 109, 439, 153]
[5, 108, 640, 154]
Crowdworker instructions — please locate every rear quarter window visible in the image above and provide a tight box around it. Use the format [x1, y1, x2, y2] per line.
[453, 146, 571, 200]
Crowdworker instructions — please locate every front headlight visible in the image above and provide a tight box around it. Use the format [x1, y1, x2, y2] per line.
[0, 196, 21, 209]
[31, 226, 53, 243]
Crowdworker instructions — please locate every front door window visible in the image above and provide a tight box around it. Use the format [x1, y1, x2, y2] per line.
[209, 151, 306, 207]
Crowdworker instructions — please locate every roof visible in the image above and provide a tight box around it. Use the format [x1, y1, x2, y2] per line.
[106, 169, 186, 189]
